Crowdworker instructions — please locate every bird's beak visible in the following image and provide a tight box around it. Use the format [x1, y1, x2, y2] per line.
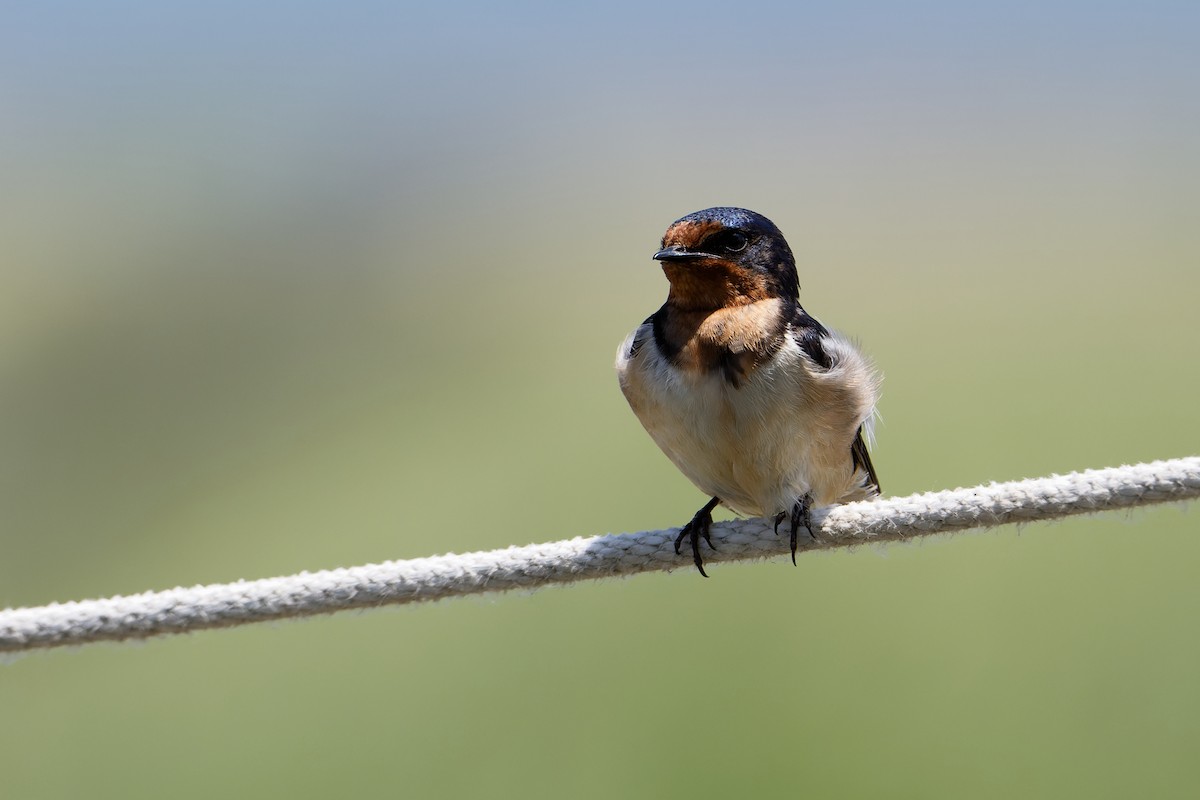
[653, 246, 713, 262]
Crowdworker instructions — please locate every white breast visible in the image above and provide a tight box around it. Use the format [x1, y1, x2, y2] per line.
[616, 323, 879, 517]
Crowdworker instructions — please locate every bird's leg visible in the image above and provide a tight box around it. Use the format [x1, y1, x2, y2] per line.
[786, 494, 816, 565]
[674, 497, 721, 578]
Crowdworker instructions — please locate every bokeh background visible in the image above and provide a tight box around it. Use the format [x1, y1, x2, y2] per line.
[3, 2, 1198, 797]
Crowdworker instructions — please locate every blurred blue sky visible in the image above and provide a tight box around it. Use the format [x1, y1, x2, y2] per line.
[6, 2, 1197, 225]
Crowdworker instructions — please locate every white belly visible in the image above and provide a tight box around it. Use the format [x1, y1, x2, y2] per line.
[616, 326, 878, 517]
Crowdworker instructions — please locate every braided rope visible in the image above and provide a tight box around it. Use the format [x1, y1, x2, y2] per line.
[3, 457, 1198, 654]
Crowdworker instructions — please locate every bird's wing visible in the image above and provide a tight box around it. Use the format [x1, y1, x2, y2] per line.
[789, 304, 881, 494]
[623, 314, 657, 360]
[790, 305, 833, 368]
[851, 426, 881, 494]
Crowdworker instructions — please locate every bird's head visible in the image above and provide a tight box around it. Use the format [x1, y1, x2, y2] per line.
[653, 207, 799, 311]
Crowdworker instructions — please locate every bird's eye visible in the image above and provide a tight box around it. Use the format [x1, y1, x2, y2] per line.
[723, 232, 748, 252]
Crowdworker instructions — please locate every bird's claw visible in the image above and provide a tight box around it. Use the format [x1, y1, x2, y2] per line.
[780, 494, 815, 565]
[675, 497, 721, 577]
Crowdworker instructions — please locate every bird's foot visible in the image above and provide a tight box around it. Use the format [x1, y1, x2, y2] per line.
[780, 494, 815, 566]
[674, 497, 721, 578]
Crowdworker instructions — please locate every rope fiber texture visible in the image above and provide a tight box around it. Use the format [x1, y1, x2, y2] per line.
[3, 457, 1197, 655]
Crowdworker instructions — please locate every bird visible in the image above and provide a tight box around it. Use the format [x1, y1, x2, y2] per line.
[615, 207, 881, 577]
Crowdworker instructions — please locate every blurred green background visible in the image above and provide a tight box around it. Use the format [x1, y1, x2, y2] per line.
[3, 2, 1199, 797]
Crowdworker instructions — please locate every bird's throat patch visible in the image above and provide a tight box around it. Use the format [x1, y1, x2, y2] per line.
[661, 258, 772, 310]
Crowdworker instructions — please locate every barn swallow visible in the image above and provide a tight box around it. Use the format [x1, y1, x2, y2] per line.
[616, 207, 881, 576]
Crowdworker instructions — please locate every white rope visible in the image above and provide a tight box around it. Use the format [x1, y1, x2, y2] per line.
[3, 457, 1198, 654]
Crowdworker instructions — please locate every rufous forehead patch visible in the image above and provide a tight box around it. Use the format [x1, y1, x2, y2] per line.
[661, 219, 725, 249]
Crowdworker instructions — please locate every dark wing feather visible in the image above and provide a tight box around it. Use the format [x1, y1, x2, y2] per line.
[627, 313, 657, 360]
[789, 304, 832, 368]
[851, 427, 881, 494]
